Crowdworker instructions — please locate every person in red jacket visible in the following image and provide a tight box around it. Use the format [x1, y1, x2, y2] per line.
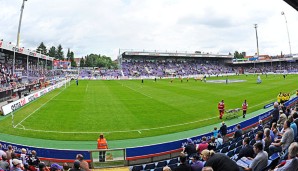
[242, 99, 248, 118]
[218, 100, 225, 119]
[97, 134, 108, 162]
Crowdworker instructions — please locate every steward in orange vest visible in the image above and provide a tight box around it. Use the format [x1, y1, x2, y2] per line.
[97, 134, 108, 162]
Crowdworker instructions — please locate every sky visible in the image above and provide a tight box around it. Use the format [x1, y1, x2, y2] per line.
[0, 0, 297, 60]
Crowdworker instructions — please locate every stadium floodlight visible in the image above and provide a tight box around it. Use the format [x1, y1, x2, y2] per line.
[13, 0, 27, 75]
[281, 11, 292, 57]
[254, 24, 259, 57]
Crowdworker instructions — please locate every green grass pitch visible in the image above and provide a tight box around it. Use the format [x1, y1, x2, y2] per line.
[1, 74, 297, 141]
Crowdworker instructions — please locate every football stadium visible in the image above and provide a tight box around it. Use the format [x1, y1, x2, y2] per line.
[1, 1, 298, 171]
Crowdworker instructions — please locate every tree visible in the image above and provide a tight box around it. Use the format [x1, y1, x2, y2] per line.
[48, 46, 56, 58]
[234, 51, 244, 59]
[79, 57, 85, 67]
[56, 44, 64, 60]
[36, 42, 47, 55]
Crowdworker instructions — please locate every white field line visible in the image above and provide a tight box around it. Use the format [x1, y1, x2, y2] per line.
[85, 84, 88, 92]
[13, 116, 218, 134]
[122, 84, 153, 99]
[14, 87, 67, 129]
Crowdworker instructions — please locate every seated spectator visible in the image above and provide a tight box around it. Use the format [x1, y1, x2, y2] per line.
[69, 161, 81, 171]
[288, 116, 297, 139]
[277, 110, 287, 129]
[255, 131, 265, 149]
[38, 162, 50, 171]
[263, 128, 272, 153]
[241, 142, 268, 171]
[233, 124, 243, 140]
[163, 166, 171, 171]
[196, 137, 208, 155]
[173, 153, 191, 171]
[255, 120, 263, 131]
[62, 163, 70, 171]
[201, 149, 239, 171]
[202, 167, 213, 171]
[237, 137, 254, 161]
[215, 134, 223, 149]
[5, 145, 13, 160]
[273, 142, 298, 171]
[270, 122, 279, 141]
[269, 120, 294, 156]
[190, 155, 203, 171]
[50, 163, 63, 171]
[20, 148, 28, 166]
[208, 136, 217, 151]
[75, 154, 90, 171]
[11, 159, 23, 171]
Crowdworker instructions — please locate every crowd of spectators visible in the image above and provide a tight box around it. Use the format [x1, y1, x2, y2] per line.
[0, 145, 90, 171]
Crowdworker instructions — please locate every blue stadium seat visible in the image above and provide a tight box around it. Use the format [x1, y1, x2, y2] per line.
[131, 165, 144, 171]
[249, 139, 256, 145]
[168, 163, 178, 170]
[168, 158, 179, 165]
[226, 150, 234, 158]
[156, 161, 167, 168]
[228, 143, 236, 151]
[234, 146, 242, 154]
[144, 163, 156, 170]
[220, 146, 229, 153]
[235, 140, 242, 147]
[222, 142, 230, 148]
[154, 168, 163, 171]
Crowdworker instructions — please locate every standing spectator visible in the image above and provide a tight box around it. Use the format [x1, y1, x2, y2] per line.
[0, 154, 9, 171]
[76, 154, 90, 171]
[237, 137, 254, 161]
[270, 102, 280, 128]
[212, 127, 218, 138]
[173, 153, 191, 171]
[182, 139, 197, 159]
[208, 137, 217, 151]
[0, 144, 5, 159]
[242, 100, 248, 118]
[97, 134, 108, 162]
[241, 142, 268, 171]
[273, 142, 298, 171]
[215, 134, 223, 149]
[28, 150, 40, 169]
[20, 148, 27, 166]
[293, 112, 298, 129]
[5, 145, 13, 160]
[218, 100, 224, 119]
[269, 120, 294, 156]
[190, 155, 203, 171]
[201, 149, 239, 171]
[219, 122, 227, 142]
[196, 137, 208, 155]
[233, 124, 243, 140]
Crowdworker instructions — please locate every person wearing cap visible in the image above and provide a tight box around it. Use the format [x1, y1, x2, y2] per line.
[182, 138, 196, 159]
[50, 163, 63, 171]
[69, 160, 81, 171]
[190, 155, 203, 171]
[97, 134, 108, 162]
[76, 154, 90, 171]
[201, 149, 239, 171]
[11, 159, 23, 171]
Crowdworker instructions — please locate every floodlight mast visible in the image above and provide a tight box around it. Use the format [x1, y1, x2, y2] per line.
[281, 11, 292, 57]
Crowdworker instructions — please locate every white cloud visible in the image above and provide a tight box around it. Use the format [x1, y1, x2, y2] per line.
[0, 0, 297, 59]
